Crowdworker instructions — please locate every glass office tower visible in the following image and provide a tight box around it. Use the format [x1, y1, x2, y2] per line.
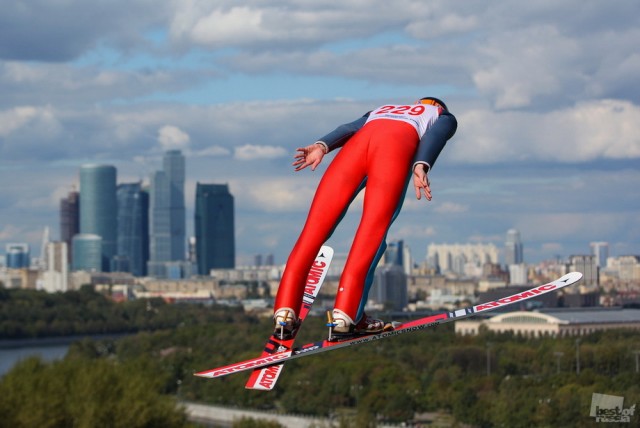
[72, 234, 102, 271]
[116, 182, 149, 276]
[195, 183, 235, 274]
[5, 243, 30, 268]
[148, 150, 186, 278]
[79, 164, 117, 272]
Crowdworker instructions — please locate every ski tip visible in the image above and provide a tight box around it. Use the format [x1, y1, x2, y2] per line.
[558, 271, 583, 285]
[319, 245, 334, 258]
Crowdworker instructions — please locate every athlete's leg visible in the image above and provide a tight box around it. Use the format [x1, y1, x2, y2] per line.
[354, 172, 411, 319]
[333, 121, 418, 320]
[274, 133, 369, 315]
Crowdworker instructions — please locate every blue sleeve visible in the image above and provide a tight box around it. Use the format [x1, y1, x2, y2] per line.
[318, 113, 370, 152]
[413, 112, 457, 171]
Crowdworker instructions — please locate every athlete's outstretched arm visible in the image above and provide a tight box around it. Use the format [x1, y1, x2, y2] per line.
[293, 143, 326, 171]
[317, 114, 369, 152]
[412, 113, 458, 171]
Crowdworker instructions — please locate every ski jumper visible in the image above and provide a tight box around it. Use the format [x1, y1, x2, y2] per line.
[275, 101, 457, 323]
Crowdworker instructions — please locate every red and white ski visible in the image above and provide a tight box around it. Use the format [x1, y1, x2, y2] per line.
[196, 271, 582, 382]
[244, 245, 334, 390]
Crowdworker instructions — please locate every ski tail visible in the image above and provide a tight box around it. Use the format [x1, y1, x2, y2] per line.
[244, 245, 334, 390]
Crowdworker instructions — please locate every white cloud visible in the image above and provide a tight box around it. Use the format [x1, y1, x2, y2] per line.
[472, 25, 581, 109]
[450, 100, 640, 163]
[234, 144, 287, 161]
[169, 1, 412, 49]
[0, 106, 59, 137]
[433, 201, 469, 214]
[232, 177, 317, 212]
[157, 125, 190, 151]
[192, 146, 231, 157]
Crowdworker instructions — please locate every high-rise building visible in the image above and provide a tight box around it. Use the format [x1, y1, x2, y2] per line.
[590, 241, 609, 268]
[72, 234, 102, 272]
[370, 264, 408, 311]
[5, 243, 30, 268]
[569, 255, 598, 287]
[505, 229, 524, 266]
[254, 254, 263, 267]
[264, 254, 274, 266]
[427, 243, 499, 274]
[60, 190, 79, 265]
[41, 241, 68, 292]
[385, 240, 404, 267]
[164, 150, 186, 260]
[116, 182, 149, 276]
[148, 150, 186, 278]
[384, 240, 412, 275]
[79, 164, 117, 272]
[195, 183, 235, 274]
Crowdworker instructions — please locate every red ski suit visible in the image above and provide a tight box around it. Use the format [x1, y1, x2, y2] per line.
[275, 101, 457, 323]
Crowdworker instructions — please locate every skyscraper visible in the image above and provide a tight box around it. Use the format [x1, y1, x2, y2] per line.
[116, 182, 149, 276]
[505, 229, 524, 266]
[590, 242, 609, 268]
[195, 183, 235, 274]
[60, 190, 79, 265]
[148, 150, 186, 278]
[79, 164, 117, 271]
[164, 150, 186, 260]
[41, 241, 68, 293]
[385, 240, 404, 267]
[72, 234, 102, 271]
[5, 243, 30, 268]
[370, 264, 408, 311]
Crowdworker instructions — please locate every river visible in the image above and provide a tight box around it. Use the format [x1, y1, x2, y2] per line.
[0, 343, 68, 375]
[0, 334, 127, 376]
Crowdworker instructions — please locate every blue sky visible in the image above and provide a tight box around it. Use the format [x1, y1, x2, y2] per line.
[1, 0, 639, 266]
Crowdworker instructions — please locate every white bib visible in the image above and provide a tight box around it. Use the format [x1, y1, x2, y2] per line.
[365, 104, 441, 137]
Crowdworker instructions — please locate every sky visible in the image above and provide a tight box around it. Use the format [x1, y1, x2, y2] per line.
[0, 0, 639, 267]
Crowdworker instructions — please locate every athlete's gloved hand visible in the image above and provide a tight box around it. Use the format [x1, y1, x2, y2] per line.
[293, 143, 326, 171]
[413, 163, 432, 201]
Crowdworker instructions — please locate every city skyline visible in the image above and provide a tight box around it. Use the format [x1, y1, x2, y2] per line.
[0, 1, 638, 266]
[0, 153, 632, 269]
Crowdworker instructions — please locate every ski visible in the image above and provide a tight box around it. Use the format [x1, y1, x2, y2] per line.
[195, 271, 582, 381]
[244, 245, 334, 390]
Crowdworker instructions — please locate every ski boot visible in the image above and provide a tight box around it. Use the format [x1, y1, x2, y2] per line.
[326, 309, 393, 341]
[273, 308, 298, 340]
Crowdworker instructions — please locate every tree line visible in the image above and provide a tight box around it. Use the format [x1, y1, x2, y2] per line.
[1, 286, 639, 426]
[0, 285, 243, 339]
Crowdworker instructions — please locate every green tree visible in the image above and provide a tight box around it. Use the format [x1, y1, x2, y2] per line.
[0, 356, 187, 427]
